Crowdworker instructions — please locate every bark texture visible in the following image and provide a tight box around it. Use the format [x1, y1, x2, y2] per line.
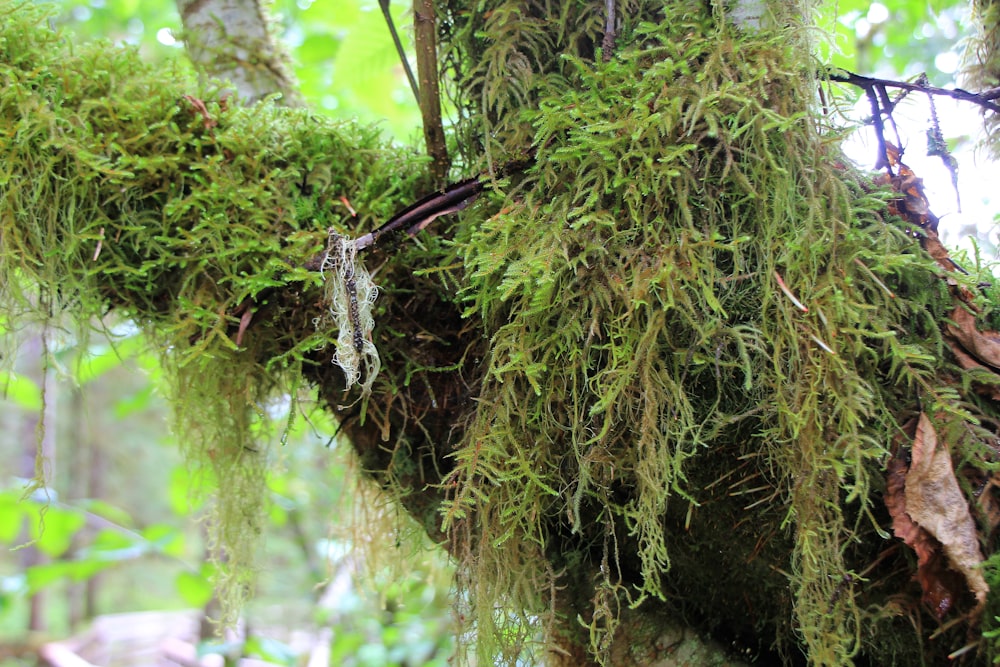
[176, 0, 300, 105]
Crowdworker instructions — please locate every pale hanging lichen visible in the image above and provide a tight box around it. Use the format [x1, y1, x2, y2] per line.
[318, 229, 381, 398]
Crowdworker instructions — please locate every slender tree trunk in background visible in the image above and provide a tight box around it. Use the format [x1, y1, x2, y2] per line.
[67, 387, 86, 630]
[175, 0, 301, 105]
[17, 332, 56, 633]
[66, 385, 104, 628]
[85, 427, 104, 621]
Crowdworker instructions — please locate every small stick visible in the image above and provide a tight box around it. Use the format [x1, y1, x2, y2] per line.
[378, 0, 420, 106]
[352, 158, 533, 251]
[601, 0, 616, 62]
[827, 69, 1000, 114]
[774, 271, 808, 312]
[353, 177, 484, 251]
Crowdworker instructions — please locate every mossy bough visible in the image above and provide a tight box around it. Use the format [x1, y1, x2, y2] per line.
[439, 0, 1000, 664]
[0, 1, 432, 618]
[5, 1, 1000, 664]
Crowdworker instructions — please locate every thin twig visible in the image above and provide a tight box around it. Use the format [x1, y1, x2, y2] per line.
[378, 0, 420, 105]
[354, 177, 484, 251]
[414, 0, 450, 185]
[827, 69, 1000, 114]
[864, 85, 891, 172]
[352, 158, 533, 252]
[601, 0, 616, 62]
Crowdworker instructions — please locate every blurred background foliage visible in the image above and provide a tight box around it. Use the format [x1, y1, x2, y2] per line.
[1, 0, 997, 665]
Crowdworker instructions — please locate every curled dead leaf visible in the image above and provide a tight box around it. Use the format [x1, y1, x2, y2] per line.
[904, 413, 988, 615]
[885, 449, 961, 618]
[947, 306, 1000, 370]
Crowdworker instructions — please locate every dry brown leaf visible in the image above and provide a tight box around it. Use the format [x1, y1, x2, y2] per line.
[905, 413, 988, 613]
[945, 333, 1000, 401]
[885, 450, 959, 617]
[947, 306, 1000, 370]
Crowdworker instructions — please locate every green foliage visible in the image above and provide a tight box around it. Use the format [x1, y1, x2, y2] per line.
[5, 0, 1000, 665]
[0, 0, 427, 621]
[964, 0, 1000, 157]
[0, 371, 42, 411]
[433, 0, 1000, 664]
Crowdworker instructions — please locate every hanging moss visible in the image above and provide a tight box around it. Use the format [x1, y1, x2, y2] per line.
[0, 1, 429, 617]
[436, 0, 1000, 664]
[6, 0, 1000, 664]
[963, 0, 1000, 157]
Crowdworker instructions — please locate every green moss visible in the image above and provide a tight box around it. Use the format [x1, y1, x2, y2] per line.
[963, 0, 1000, 157]
[5, 0, 1000, 663]
[438, 0, 1000, 664]
[0, 0, 427, 619]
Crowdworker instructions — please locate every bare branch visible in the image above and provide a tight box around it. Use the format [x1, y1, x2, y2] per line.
[828, 69, 1000, 115]
[415, 0, 450, 185]
[378, 0, 420, 105]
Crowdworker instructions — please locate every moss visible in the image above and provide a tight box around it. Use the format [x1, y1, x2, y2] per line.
[962, 0, 1000, 157]
[0, 0, 428, 618]
[5, 0, 1000, 664]
[437, 0, 1000, 664]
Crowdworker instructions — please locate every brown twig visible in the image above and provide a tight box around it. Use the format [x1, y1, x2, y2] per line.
[828, 69, 1000, 115]
[378, 0, 420, 106]
[601, 0, 616, 62]
[414, 0, 450, 185]
[351, 158, 533, 252]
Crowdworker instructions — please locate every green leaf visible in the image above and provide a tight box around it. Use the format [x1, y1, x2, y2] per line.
[25, 559, 108, 591]
[0, 370, 42, 410]
[75, 334, 145, 384]
[31, 506, 86, 558]
[0, 494, 24, 543]
[175, 569, 213, 607]
[79, 498, 134, 528]
[113, 383, 155, 418]
[142, 523, 185, 557]
[244, 636, 297, 665]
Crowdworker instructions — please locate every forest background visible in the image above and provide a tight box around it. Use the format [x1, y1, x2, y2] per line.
[0, 0, 998, 665]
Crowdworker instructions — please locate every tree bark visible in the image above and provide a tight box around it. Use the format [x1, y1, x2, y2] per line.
[176, 0, 300, 105]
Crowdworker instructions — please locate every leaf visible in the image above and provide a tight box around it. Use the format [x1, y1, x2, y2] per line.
[947, 306, 1000, 370]
[26, 560, 107, 591]
[31, 506, 86, 558]
[888, 413, 989, 617]
[885, 446, 954, 617]
[175, 569, 214, 607]
[0, 494, 24, 543]
[0, 370, 43, 411]
[74, 334, 144, 384]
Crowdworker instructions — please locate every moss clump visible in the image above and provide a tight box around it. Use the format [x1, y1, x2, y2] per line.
[963, 0, 1000, 157]
[6, 0, 1000, 663]
[0, 1, 427, 617]
[436, 0, 1000, 664]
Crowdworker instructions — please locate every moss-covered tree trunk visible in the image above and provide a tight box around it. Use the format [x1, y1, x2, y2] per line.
[4, 0, 1000, 665]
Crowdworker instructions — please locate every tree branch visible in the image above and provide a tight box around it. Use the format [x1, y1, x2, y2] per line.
[414, 0, 450, 185]
[378, 0, 420, 105]
[828, 69, 1000, 115]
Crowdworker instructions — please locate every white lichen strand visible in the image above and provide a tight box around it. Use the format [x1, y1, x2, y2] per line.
[318, 230, 380, 397]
